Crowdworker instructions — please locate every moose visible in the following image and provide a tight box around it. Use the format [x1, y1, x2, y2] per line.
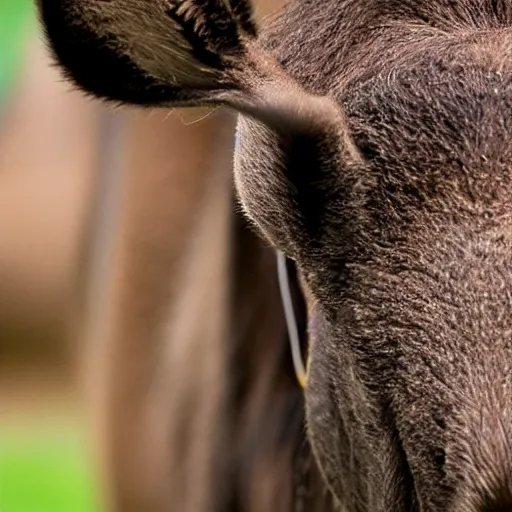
[36, 0, 512, 511]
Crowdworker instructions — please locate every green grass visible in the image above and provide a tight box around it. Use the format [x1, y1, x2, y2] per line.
[0, 423, 100, 512]
[0, 0, 34, 108]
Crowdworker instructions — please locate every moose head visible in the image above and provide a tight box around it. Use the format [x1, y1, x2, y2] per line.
[37, 0, 512, 510]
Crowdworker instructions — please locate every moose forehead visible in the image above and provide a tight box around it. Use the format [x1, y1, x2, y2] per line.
[343, 58, 512, 220]
[345, 59, 512, 162]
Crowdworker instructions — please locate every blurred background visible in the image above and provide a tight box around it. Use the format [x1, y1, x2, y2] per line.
[1, 1, 103, 510]
[0, 1, 283, 511]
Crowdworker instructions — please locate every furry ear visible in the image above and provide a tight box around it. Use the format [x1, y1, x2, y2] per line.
[38, 0, 364, 257]
[37, 0, 256, 106]
[38, 0, 346, 131]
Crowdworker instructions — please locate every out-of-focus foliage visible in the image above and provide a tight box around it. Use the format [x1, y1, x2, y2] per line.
[0, 0, 33, 109]
[0, 4, 101, 511]
[0, 423, 99, 512]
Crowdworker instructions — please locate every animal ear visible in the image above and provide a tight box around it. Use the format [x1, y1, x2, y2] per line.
[38, 0, 339, 129]
[39, 0, 260, 107]
[38, 0, 363, 258]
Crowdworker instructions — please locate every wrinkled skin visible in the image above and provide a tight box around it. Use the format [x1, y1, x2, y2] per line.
[37, 0, 512, 510]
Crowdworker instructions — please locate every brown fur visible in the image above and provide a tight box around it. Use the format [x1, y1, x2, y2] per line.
[36, 0, 512, 511]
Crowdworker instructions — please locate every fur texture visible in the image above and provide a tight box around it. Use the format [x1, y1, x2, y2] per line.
[36, 0, 512, 511]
